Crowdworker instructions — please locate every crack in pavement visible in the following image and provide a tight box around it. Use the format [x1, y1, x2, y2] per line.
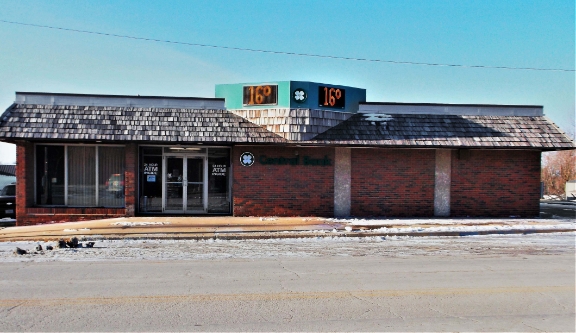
[278, 259, 302, 280]
[536, 290, 571, 312]
[348, 292, 405, 322]
[426, 298, 482, 324]
[4, 301, 25, 313]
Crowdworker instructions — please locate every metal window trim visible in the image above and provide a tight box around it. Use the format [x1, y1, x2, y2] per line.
[64, 146, 68, 206]
[203, 156, 209, 213]
[95, 146, 99, 206]
[228, 162, 233, 209]
[36, 143, 125, 147]
[33, 143, 126, 208]
[161, 155, 166, 212]
[182, 157, 187, 212]
[33, 144, 37, 204]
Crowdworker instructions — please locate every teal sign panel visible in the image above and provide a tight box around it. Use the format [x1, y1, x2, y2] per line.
[215, 81, 366, 113]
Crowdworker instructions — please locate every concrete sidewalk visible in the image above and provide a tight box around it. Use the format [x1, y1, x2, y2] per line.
[0, 216, 574, 241]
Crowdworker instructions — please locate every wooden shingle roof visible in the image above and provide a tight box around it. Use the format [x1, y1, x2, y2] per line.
[0, 94, 573, 150]
[0, 165, 16, 176]
[0, 104, 287, 143]
[310, 113, 575, 150]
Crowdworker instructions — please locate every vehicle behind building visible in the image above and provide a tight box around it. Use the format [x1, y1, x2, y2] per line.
[0, 183, 16, 220]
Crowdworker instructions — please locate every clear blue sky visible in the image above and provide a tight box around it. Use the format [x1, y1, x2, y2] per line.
[0, 0, 574, 163]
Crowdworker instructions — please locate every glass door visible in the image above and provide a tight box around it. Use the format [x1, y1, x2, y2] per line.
[164, 156, 206, 213]
[186, 157, 205, 212]
[165, 157, 184, 212]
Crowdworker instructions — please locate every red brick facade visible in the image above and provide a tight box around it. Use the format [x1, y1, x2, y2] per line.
[451, 150, 540, 217]
[124, 143, 138, 217]
[13, 143, 543, 225]
[351, 149, 436, 217]
[15, 141, 34, 225]
[232, 146, 334, 216]
[15, 143, 137, 226]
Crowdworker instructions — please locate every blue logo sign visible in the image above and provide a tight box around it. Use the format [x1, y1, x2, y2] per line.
[293, 88, 307, 103]
[240, 152, 255, 167]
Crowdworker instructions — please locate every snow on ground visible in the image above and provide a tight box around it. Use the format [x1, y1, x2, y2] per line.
[109, 222, 171, 226]
[335, 217, 575, 226]
[347, 223, 572, 234]
[327, 217, 575, 234]
[1, 232, 573, 263]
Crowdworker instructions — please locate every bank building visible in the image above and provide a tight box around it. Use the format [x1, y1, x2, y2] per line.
[0, 81, 573, 226]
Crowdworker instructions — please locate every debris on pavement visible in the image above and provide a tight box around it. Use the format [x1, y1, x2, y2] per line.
[66, 237, 79, 248]
[14, 247, 27, 255]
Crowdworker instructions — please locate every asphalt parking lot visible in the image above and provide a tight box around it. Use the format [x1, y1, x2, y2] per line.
[540, 200, 576, 219]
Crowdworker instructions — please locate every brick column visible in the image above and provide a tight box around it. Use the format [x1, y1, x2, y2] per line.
[124, 143, 137, 217]
[334, 148, 351, 217]
[434, 149, 452, 217]
[15, 141, 34, 226]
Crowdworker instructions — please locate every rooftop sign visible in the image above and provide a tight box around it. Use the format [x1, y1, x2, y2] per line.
[216, 81, 366, 113]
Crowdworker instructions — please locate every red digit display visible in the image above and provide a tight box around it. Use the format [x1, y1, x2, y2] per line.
[318, 86, 345, 108]
[243, 85, 278, 106]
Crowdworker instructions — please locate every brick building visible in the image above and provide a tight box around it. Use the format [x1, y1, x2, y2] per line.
[0, 81, 574, 226]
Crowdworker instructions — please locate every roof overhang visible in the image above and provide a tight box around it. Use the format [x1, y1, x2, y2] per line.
[359, 102, 543, 116]
[15, 92, 225, 109]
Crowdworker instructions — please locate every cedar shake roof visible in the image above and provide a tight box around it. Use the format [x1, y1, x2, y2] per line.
[0, 104, 287, 143]
[0, 92, 573, 150]
[0, 165, 16, 176]
[310, 113, 575, 149]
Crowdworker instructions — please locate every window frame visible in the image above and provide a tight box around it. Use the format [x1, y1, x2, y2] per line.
[34, 143, 126, 207]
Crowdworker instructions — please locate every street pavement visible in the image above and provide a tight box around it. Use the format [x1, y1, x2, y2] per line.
[1, 213, 574, 331]
[1, 246, 574, 331]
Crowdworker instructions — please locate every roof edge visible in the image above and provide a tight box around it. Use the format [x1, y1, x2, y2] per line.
[360, 102, 543, 116]
[15, 92, 225, 109]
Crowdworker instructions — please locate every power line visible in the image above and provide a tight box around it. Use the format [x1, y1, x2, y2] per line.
[1, 19, 574, 72]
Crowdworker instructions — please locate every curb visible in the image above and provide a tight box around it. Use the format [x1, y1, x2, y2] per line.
[1, 227, 573, 242]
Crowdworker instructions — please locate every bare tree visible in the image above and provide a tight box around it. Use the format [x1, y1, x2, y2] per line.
[541, 150, 576, 198]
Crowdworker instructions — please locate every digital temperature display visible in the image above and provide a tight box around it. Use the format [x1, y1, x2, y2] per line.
[318, 86, 345, 109]
[243, 85, 278, 106]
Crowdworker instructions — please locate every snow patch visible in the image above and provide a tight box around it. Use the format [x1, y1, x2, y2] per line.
[363, 113, 393, 124]
[259, 217, 278, 221]
[110, 222, 170, 227]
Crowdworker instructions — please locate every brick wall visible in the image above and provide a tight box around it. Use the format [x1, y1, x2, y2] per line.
[451, 150, 541, 217]
[124, 143, 137, 216]
[22, 207, 128, 225]
[15, 141, 35, 225]
[351, 149, 436, 217]
[233, 146, 334, 216]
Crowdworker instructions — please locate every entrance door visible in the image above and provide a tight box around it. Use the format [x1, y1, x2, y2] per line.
[164, 156, 206, 213]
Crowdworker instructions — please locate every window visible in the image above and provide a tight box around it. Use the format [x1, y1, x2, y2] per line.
[139, 148, 163, 212]
[207, 148, 230, 213]
[36, 145, 125, 207]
